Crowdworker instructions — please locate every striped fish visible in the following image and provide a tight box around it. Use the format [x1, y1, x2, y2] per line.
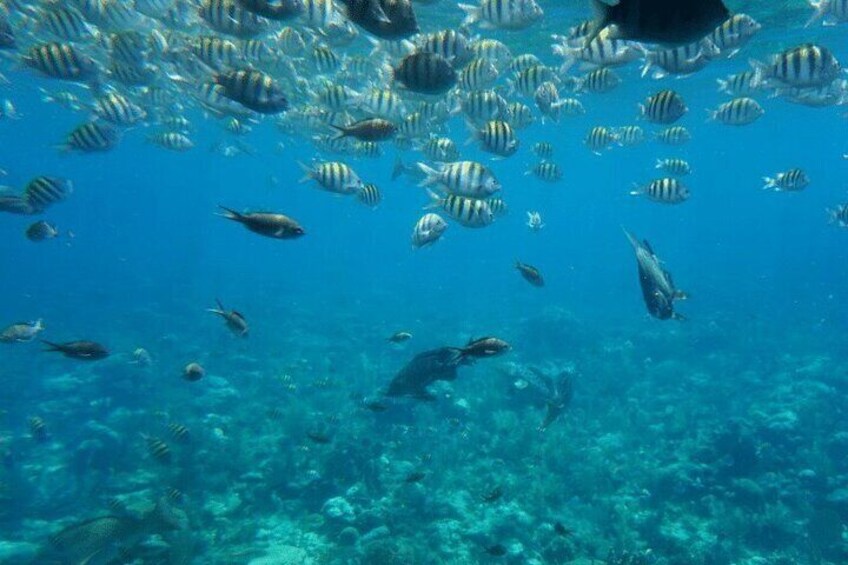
[61, 122, 119, 152]
[527, 161, 562, 183]
[656, 158, 691, 176]
[752, 44, 842, 88]
[298, 161, 363, 194]
[24, 177, 73, 212]
[631, 178, 690, 204]
[640, 90, 687, 124]
[709, 97, 764, 125]
[417, 161, 500, 198]
[24, 43, 98, 81]
[585, 126, 618, 154]
[426, 191, 494, 228]
[356, 183, 382, 208]
[474, 120, 518, 157]
[199, 0, 269, 38]
[656, 126, 691, 145]
[93, 93, 147, 125]
[763, 169, 810, 192]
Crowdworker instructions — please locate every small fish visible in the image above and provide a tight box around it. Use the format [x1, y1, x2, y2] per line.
[332, 118, 397, 142]
[585, 126, 618, 154]
[752, 44, 841, 89]
[828, 203, 848, 227]
[762, 169, 810, 192]
[417, 161, 500, 198]
[144, 435, 172, 464]
[616, 126, 645, 147]
[655, 126, 691, 145]
[462, 337, 510, 359]
[298, 161, 363, 194]
[472, 120, 518, 157]
[526, 211, 544, 231]
[656, 158, 691, 176]
[0, 320, 45, 343]
[237, 0, 304, 20]
[709, 97, 764, 126]
[42, 340, 110, 360]
[393, 52, 457, 95]
[167, 422, 190, 443]
[554, 521, 572, 536]
[29, 416, 48, 442]
[306, 430, 333, 444]
[150, 132, 194, 152]
[426, 191, 494, 228]
[23, 176, 73, 212]
[61, 122, 120, 153]
[630, 178, 690, 204]
[404, 471, 426, 483]
[207, 299, 249, 337]
[640, 89, 687, 124]
[183, 362, 205, 382]
[26, 221, 60, 242]
[131, 348, 152, 367]
[218, 206, 306, 239]
[388, 331, 413, 343]
[356, 183, 382, 208]
[482, 485, 503, 502]
[516, 261, 545, 287]
[528, 162, 562, 183]
[459, 0, 543, 30]
[411, 213, 448, 248]
[214, 69, 288, 114]
[533, 142, 554, 159]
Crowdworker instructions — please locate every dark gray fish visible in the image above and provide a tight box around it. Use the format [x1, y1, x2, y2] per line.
[394, 52, 457, 95]
[237, 0, 304, 20]
[207, 298, 249, 337]
[340, 0, 419, 39]
[42, 340, 110, 360]
[529, 368, 574, 431]
[385, 347, 469, 400]
[332, 118, 397, 141]
[623, 228, 687, 320]
[588, 0, 731, 47]
[218, 206, 305, 239]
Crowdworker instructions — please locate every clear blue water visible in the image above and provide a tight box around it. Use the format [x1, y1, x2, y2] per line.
[1, 1, 847, 563]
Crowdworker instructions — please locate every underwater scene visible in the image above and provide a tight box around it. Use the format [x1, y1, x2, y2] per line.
[0, 0, 847, 563]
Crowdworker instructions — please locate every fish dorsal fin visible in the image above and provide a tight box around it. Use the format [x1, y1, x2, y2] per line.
[642, 239, 654, 254]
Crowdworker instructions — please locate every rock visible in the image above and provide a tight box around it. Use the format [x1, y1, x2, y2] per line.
[338, 526, 359, 546]
[247, 544, 309, 565]
[322, 496, 355, 522]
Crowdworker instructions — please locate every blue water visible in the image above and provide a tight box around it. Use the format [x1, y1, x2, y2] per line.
[1, 2, 848, 564]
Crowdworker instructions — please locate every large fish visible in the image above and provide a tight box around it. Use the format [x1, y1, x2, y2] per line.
[623, 228, 687, 320]
[385, 347, 469, 400]
[588, 0, 731, 47]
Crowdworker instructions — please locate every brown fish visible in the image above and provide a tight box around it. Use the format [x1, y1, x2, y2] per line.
[218, 205, 305, 239]
[461, 337, 511, 359]
[42, 340, 109, 360]
[207, 299, 249, 337]
[516, 261, 544, 287]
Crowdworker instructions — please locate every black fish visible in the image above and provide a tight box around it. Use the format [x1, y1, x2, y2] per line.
[42, 340, 110, 360]
[331, 118, 397, 142]
[461, 337, 510, 359]
[404, 470, 426, 483]
[237, 0, 303, 20]
[481, 485, 503, 503]
[385, 347, 469, 400]
[623, 228, 687, 320]
[588, 0, 730, 46]
[207, 298, 249, 337]
[218, 206, 305, 239]
[340, 0, 419, 39]
[536, 369, 574, 431]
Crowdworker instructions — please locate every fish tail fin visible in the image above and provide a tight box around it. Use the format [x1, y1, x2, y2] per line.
[716, 78, 728, 93]
[216, 205, 242, 221]
[416, 162, 439, 187]
[457, 3, 481, 27]
[655, 158, 664, 169]
[297, 161, 313, 183]
[805, 0, 829, 27]
[423, 188, 444, 209]
[40, 340, 61, 352]
[329, 124, 346, 140]
[391, 155, 407, 181]
[675, 290, 689, 301]
[762, 176, 776, 190]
